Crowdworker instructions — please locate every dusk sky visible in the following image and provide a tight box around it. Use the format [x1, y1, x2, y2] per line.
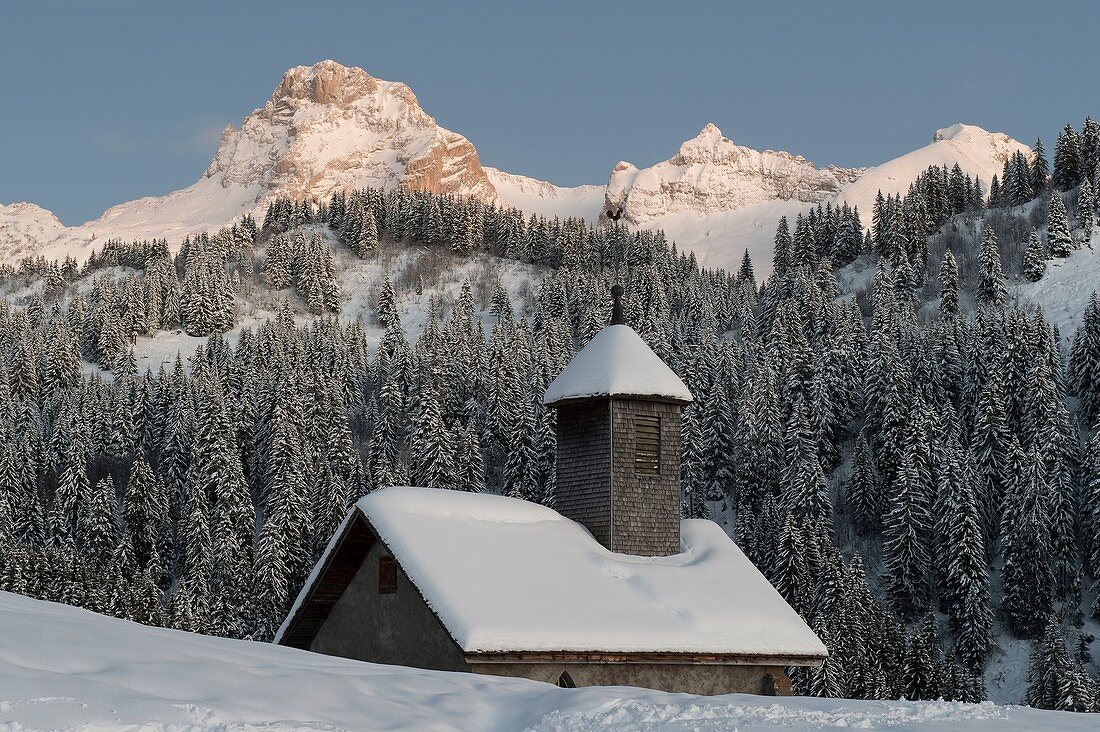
[3, 1, 1097, 224]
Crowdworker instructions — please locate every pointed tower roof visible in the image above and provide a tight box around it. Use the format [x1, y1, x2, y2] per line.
[543, 324, 693, 406]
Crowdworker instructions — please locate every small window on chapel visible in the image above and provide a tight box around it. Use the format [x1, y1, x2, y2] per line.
[378, 555, 397, 594]
[634, 414, 661, 475]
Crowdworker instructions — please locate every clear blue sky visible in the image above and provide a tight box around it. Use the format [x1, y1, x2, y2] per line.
[2, 1, 1096, 224]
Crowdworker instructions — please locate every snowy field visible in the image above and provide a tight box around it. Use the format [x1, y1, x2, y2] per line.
[0, 591, 1093, 732]
[1017, 234, 1100, 339]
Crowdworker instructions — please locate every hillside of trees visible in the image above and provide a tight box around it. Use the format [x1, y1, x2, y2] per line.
[2, 118, 1100, 711]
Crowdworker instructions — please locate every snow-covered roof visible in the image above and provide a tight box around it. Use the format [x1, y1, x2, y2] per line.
[542, 324, 693, 406]
[281, 486, 825, 658]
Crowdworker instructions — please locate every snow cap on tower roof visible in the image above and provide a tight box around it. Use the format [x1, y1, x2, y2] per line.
[542, 324, 693, 406]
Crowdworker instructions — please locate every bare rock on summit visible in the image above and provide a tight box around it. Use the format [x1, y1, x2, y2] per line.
[204, 60, 497, 203]
[603, 123, 865, 225]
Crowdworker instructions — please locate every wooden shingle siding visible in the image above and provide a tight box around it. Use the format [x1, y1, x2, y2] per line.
[553, 399, 612, 547]
[610, 399, 681, 556]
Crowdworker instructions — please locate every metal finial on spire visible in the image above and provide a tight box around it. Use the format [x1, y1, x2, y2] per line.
[610, 285, 625, 325]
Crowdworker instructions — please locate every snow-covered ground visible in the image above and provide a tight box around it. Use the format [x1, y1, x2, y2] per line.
[0, 590, 1092, 732]
[486, 167, 605, 223]
[638, 199, 809, 277]
[1016, 232, 1100, 340]
[100, 241, 546, 372]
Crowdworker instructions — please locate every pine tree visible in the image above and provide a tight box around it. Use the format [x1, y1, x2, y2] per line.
[1002, 445, 1054, 638]
[1081, 117, 1100, 189]
[845, 430, 880, 535]
[265, 233, 293, 289]
[939, 251, 959, 318]
[780, 396, 831, 526]
[253, 504, 289, 640]
[976, 227, 1007, 308]
[772, 515, 810, 614]
[1053, 124, 1082, 190]
[772, 217, 792, 279]
[1023, 229, 1047, 282]
[1070, 293, 1100, 425]
[456, 422, 485, 493]
[1031, 138, 1050, 193]
[940, 457, 992, 669]
[124, 455, 168, 577]
[1046, 192, 1073, 259]
[1027, 618, 1098, 711]
[737, 249, 755, 284]
[807, 617, 845, 697]
[881, 445, 932, 617]
[410, 379, 457, 491]
[1078, 178, 1095, 240]
[83, 475, 119, 568]
[354, 208, 378, 258]
[1083, 426, 1100, 583]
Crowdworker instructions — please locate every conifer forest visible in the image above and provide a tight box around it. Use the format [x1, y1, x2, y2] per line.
[5, 117, 1100, 714]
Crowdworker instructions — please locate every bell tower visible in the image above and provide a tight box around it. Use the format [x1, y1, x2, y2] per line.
[543, 287, 693, 556]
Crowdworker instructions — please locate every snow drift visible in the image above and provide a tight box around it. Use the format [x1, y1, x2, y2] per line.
[0, 590, 1093, 731]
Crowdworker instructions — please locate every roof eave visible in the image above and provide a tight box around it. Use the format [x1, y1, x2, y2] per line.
[544, 393, 694, 408]
[464, 650, 827, 666]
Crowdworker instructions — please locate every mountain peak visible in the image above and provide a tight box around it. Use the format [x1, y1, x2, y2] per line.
[937, 122, 998, 144]
[274, 60, 387, 106]
[931, 123, 1021, 149]
[677, 123, 731, 158]
[608, 124, 862, 225]
[695, 122, 723, 141]
[270, 60, 422, 114]
[198, 61, 494, 200]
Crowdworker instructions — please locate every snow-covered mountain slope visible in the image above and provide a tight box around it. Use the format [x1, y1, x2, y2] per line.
[645, 200, 810, 273]
[1017, 231, 1100, 339]
[0, 202, 75, 261]
[604, 123, 864, 225]
[834, 124, 1030, 217]
[607, 123, 1029, 278]
[1, 590, 1091, 732]
[485, 167, 604, 222]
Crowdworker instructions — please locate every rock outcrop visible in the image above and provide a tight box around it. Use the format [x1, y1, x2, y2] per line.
[204, 60, 497, 202]
[603, 124, 865, 225]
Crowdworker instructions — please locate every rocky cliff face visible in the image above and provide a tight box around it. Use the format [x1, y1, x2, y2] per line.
[603, 124, 865, 225]
[0, 61, 507, 262]
[204, 60, 497, 202]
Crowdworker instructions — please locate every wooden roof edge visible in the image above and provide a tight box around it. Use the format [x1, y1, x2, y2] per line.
[273, 507, 371, 647]
[463, 650, 827, 666]
[273, 503, 468, 664]
[545, 393, 693, 408]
